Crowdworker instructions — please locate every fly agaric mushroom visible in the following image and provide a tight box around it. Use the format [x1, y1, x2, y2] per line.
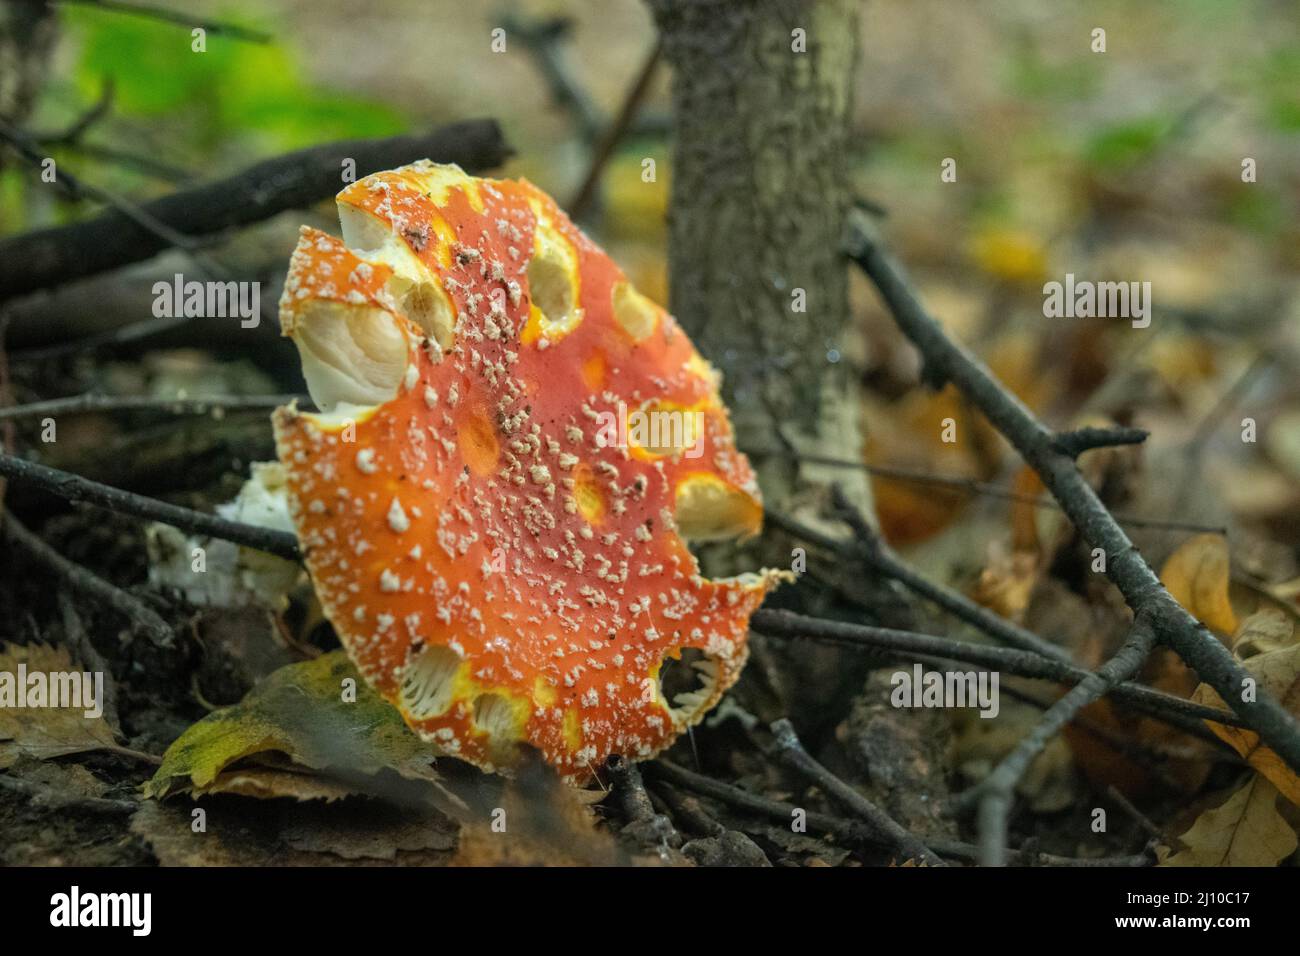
[273, 161, 785, 783]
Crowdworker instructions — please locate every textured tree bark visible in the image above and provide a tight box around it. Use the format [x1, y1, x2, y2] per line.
[0, 0, 57, 133]
[648, 0, 874, 733]
[646, 0, 870, 517]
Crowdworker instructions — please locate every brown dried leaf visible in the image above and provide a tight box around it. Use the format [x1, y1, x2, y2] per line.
[1159, 776, 1297, 867]
[0, 643, 120, 769]
[1192, 622, 1300, 806]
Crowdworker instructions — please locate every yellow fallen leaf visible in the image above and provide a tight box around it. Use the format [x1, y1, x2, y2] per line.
[1159, 775, 1297, 867]
[967, 226, 1049, 286]
[1160, 533, 1238, 636]
[145, 651, 452, 804]
[1192, 624, 1300, 806]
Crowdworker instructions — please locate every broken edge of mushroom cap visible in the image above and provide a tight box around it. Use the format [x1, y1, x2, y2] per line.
[273, 161, 786, 783]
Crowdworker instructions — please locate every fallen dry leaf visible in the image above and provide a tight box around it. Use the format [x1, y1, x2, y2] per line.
[970, 544, 1040, 624]
[0, 643, 120, 769]
[145, 651, 451, 804]
[966, 226, 1050, 287]
[1160, 533, 1239, 636]
[131, 797, 458, 866]
[1192, 615, 1300, 806]
[1159, 775, 1297, 867]
[1231, 607, 1295, 659]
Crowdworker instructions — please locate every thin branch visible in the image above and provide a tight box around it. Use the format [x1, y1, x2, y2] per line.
[0, 120, 512, 301]
[1105, 784, 1185, 852]
[0, 119, 227, 280]
[650, 781, 726, 837]
[606, 754, 681, 854]
[769, 504, 1237, 742]
[502, 12, 603, 143]
[998, 681, 1229, 770]
[36, 78, 116, 146]
[2, 508, 173, 645]
[0, 392, 308, 421]
[749, 608, 1243, 729]
[36, 140, 192, 184]
[50, 0, 271, 43]
[32, 81, 192, 183]
[645, 760, 1149, 867]
[1187, 352, 1271, 454]
[568, 38, 663, 220]
[761, 451, 1226, 535]
[769, 718, 944, 866]
[58, 594, 119, 727]
[846, 215, 1300, 847]
[969, 614, 1159, 866]
[1053, 425, 1149, 458]
[825, 485, 1069, 662]
[0, 452, 301, 560]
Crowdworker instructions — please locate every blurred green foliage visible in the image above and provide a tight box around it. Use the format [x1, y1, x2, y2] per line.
[1254, 48, 1300, 134]
[1082, 116, 1176, 171]
[1, 6, 412, 234]
[67, 6, 406, 152]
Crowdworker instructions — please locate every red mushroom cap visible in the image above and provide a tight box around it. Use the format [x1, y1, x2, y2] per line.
[274, 162, 784, 782]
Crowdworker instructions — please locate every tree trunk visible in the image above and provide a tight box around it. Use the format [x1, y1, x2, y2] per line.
[646, 0, 870, 520]
[648, 0, 877, 734]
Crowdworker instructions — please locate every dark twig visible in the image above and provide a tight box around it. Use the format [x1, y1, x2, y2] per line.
[58, 595, 119, 727]
[750, 608, 1243, 729]
[1105, 784, 1184, 852]
[998, 681, 1229, 768]
[1187, 352, 1271, 454]
[568, 38, 663, 220]
[37, 78, 115, 146]
[0, 392, 308, 421]
[1053, 425, 1149, 458]
[36, 139, 192, 184]
[846, 216, 1300, 851]
[606, 754, 680, 854]
[0, 452, 301, 560]
[826, 486, 1069, 662]
[503, 13, 603, 143]
[0, 120, 512, 301]
[0, 119, 228, 279]
[14, 315, 194, 362]
[1, 508, 173, 644]
[772, 496, 1233, 744]
[651, 781, 726, 837]
[769, 718, 944, 866]
[646, 760, 1149, 867]
[763, 452, 1226, 535]
[968, 614, 1159, 865]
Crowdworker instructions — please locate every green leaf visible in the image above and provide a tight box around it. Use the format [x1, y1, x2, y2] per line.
[145, 651, 447, 801]
[1083, 117, 1173, 171]
[65, 5, 405, 153]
